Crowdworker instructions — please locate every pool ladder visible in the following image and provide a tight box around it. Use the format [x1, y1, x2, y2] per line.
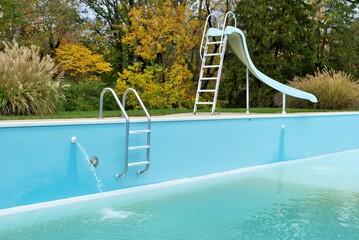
[194, 12, 236, 115]
[99, 87, 151, 179]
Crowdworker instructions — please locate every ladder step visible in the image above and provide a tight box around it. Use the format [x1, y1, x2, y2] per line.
[202, 65, 220, 68]
[128, 145, 150, 151]
[204, 53, 221, 57]
[128, 161, 149, 167]
[201, 77, 218, 81]
[129, 129, 150, 134]
[198, 89, 216, 93]
[196, 102, 214, 105]
[207, 41, 223, 45]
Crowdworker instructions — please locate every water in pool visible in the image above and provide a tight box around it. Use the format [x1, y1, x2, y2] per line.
[1, 150, 358, 240]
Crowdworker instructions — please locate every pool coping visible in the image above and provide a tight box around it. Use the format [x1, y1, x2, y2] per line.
[0, 111, 359, 128]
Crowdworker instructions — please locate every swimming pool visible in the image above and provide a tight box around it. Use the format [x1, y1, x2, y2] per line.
[1, 149, 358, 239]
[0, 113, 359, 238]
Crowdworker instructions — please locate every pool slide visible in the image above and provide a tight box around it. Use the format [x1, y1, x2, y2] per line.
[224, 26, 317, 103]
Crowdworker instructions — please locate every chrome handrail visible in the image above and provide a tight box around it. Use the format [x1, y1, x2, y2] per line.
[99, 87, 129, 119]
[122, 88, 151, 124]
[99, 87, 130, 178]
[122, 88, 151, 175]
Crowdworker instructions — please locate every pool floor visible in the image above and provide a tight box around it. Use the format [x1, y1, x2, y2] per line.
[1, 150, 359, 240]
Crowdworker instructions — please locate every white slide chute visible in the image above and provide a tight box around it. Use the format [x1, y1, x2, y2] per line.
[225, 26, 317, 103]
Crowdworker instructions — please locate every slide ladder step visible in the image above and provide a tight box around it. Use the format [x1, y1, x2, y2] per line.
[202, 65, 220, 68]
[204, 53, 221, 57]
[198, 89, 216, 93]
[200, 77, 218, 81]
[207, 41, 223, 45]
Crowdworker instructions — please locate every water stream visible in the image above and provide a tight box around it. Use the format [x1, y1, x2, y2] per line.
[282, 124, 311, 157]
[71, 137, 131, 219]
[74, 141, 103, 196]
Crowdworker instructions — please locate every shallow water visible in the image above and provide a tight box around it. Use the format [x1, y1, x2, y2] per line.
[1, 150, 359, 240]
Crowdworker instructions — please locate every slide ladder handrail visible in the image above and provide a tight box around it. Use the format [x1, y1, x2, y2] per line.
[200, 13, 219, 60]
[223, 11, 237, 29]
[99, 87, 151, 179]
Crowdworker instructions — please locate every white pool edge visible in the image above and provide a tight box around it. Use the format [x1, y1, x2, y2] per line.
[1, 111, 359, 128]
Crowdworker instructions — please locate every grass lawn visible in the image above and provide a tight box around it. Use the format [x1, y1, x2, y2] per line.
[0, 108, 335, 120]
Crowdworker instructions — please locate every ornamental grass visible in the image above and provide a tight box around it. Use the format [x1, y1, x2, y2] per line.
[276, 69, 359, 110]
[0, 41, 66, 115]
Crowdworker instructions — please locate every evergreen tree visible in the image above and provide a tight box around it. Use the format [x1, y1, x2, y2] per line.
[220, 0, 357, 107]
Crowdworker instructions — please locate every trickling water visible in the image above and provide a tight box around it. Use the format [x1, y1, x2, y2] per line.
[71, 137, 133, 219]
[74, 141, 103, 195]
[282, 124, 311, 157]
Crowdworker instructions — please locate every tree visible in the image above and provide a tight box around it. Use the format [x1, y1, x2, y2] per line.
[116, 1, 201, 108]
[0, 0, 81, 55]
[307, 0, 358, 77]
[220, 0, 318, 107]
[54, 39, 113, 82]
[0, 0, 25, 43]
[80, 0, 137, 71]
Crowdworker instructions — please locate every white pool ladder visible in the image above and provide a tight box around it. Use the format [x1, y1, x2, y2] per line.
[99, 87, 151, 179]
[193, 12, 237, 115]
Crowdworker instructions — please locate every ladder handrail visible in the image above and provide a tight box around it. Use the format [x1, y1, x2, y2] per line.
[219, 12, 236, 54]
[122, 88, 151, 175]
[99, 87, 151, 179]
[99, 87, 129, 120]
[122, 88, 151, 124]
[223, 11, 237, 29]
[99, 87, 130, 178]
[200, 13, 219, 60]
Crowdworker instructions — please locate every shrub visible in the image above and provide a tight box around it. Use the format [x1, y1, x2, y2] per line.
[116, 62, 195, 109]
[0, 41, 65, 115]
[64, 80, 117, 111]
[275, 69, 359, 109]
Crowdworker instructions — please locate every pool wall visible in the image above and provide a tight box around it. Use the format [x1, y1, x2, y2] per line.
[1, 113, 359, 210]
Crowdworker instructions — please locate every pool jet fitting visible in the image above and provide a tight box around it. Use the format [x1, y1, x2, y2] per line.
[90, 156, 99, 168]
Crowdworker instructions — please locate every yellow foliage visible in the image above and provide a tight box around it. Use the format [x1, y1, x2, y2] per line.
[117, 62, 195, 109]
[55, 42, 112, 82]
[118, 0, 200, 109]
[124, 1, 201, 63]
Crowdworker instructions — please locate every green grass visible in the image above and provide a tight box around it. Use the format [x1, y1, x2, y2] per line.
[0, 107, 338, 120]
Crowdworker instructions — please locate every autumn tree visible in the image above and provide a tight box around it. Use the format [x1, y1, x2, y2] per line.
[116, 0, 201, 108]
[55, 39, 113, 82]
[0, 0, 81, 55]
[79, 0, 139, 71]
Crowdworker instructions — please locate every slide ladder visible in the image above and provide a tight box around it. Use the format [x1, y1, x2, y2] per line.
[99, 87, 151, 179]
[194, 13, 235, 115]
